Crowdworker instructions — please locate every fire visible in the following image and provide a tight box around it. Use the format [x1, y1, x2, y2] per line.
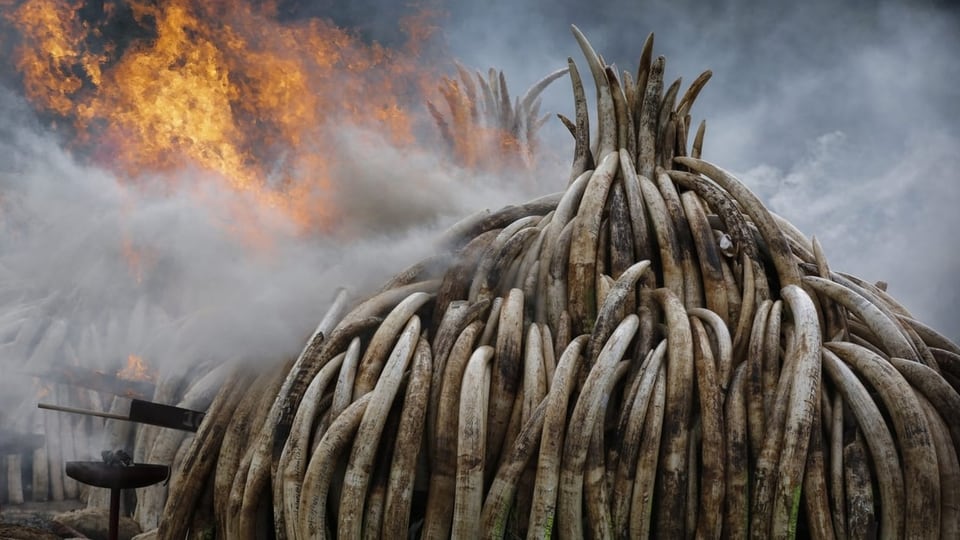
[117, 354, 157, 383]
[4, 0, 441, 232]
[35, 382, 52, 401]
[120, 229, 150, 283]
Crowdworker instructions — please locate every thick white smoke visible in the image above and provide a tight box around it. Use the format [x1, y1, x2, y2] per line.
[0, 87, 541, 419]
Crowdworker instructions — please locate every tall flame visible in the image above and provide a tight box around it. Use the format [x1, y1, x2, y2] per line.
[5, 0, 441, 231]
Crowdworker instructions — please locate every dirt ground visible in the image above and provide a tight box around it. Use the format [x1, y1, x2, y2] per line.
[0, 500, 85, 539]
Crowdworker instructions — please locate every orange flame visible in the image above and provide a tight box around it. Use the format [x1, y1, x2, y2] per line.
[35, 382, 52, 401]
[117, 354, 157, 383]
[6, 0, 442, 234]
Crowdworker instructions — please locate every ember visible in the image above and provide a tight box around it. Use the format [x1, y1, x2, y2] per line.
[116, 354, 156, 384]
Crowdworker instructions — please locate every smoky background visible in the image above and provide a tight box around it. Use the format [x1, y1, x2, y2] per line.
[0, 0, 958, 423]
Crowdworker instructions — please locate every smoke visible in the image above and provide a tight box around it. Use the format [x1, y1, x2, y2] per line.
[443, 0, 960, 340]
[0, 84, 536, 417]
[1, 0, 958, 423]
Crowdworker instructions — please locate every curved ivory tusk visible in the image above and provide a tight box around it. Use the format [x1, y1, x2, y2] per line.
[632, 32, 654, 126]
[337, 316, 421, 538]
[422, 320, 485, 538]
[675, 156, 801, 288]
[803, 276, 917, 362]
[690, 317, 725, 539]
[723, 363, 749, 539]
[519, 66, 570, 112]
[639, 169, 685, 300]
[527, 335, 587, 538]
[235, 314, 383, 538]
[657, 78, 682, 166]
[762, 299, 783, 416]
[558, 315, 639, 538]
[889, 357, 960, 452]
[768, 286, 822, 538]
[567, 152, 619, 334]
[607, 66, 635, 154]
[610, 341, 666, 529]
[585, 260, 651, 365]
[566, 58, 594, 180]
[656, 168, 703, 309]
[916, 394, 960, 538]
[583, 362, 629, 538]
[352, 292, 433, 397]
[158, 370, 247, 540]
[746, 299, 772, 461]
[687, 307, 733, 392]
[629, 357, 667, 538]
[452, 346, 495, 538]
[619, 149, 654, 266]
[427, 302, 474, 452]
[823, 347, 907, 539]
[480, 396, 549, 537]
[691, 119, 706, 158]
[276, 351, 345, 540]
[676, 70, 712, 118]
[651, 288, 694, 537]
[637, 55, 664, 180]
[436, 194, 561, 251]
[298, 392, 373, 539]
[681, 189, 728, 322]
[328, 337, 362, 430]
[382, 335, 433, 537]
[827, 341, 941, 538]
[571, 25, 616, 159]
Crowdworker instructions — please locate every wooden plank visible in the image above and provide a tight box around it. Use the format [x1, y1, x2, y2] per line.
[26, 365, 155, 400]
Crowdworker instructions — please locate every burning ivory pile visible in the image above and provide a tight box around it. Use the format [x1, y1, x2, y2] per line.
[157, 27, 960, 539]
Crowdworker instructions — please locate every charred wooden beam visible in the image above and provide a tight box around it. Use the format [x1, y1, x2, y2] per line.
[24, 366, 155, 399]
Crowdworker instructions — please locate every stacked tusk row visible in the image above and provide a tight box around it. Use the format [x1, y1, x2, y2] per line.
[157, 26, 960, 539]
[428, 64, 568, 170]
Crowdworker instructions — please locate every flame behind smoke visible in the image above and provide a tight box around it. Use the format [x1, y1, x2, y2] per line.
[117, 353, 156, 383]
[5, 0, 441, 233]
[35, 382, 51, 401]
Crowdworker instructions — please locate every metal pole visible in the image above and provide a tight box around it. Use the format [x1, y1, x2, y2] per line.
[109, 487, 120, 540]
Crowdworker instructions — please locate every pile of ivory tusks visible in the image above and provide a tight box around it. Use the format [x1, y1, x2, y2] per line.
[155, 26, 960, 540]
[428, 63, 568, 171]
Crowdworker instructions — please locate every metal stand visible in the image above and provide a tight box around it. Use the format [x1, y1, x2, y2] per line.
[109, 487, 121, 540]
[65, 461, 169, 540]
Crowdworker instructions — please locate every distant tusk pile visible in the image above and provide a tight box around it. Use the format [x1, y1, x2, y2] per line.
[429, 63, 568, 170]
[157, 26, 960, 539]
